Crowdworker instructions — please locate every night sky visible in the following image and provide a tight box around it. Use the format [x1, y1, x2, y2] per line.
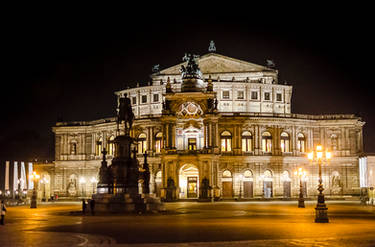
[1, 7, 374, 161]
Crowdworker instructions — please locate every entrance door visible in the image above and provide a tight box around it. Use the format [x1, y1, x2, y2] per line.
[243, 181, 253, 198]
[222, 182, 233, 198]
[187, 177, 197, 198]
[283, 181, 291, 198]
[263, 181, 273, 198]
[188, 138, 197, 151]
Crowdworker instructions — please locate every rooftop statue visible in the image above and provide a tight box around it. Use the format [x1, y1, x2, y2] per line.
[208, 40, 216, 52]
[180, 53, 202, 79]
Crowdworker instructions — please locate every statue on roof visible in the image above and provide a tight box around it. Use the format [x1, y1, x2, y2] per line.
[180, 53, 202, 79]
[208, 40, 216, 52]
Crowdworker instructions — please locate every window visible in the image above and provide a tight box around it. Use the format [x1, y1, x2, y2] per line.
[222, 91, 230, 99]
[153, 94, 159, 102]
[276, 93, 282, 102]
[188, 138, 197, 151]
[138, 133, 147, 154]
[223, 170, 232, 178]
[107, 136, 115, 156]
[331, 134, 338, 150]
[280, 132, 290, 152]
[141, 95, 147, 104]
[251, 91, 258, 100]
[155, 132, 163, 153]
[262, 132, 272, 153]
[96, 137, 103, 156]
[264, 92, 271, 101]
[242, 131, 253, 152]
[132, 97, 137, 105]
[221, 131, 232, 152]
[297, 133, 305, 152]
[237, 91, 244, 99]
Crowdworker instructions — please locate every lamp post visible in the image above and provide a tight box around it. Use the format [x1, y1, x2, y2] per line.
[79, 177, 86, 198]
[30, 171, 40, 208]
[294, 167, 307, 208]
[308, 145, 331, 223]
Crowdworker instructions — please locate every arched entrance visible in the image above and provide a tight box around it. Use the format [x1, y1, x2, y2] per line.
[222, 170, 233, 198]
[179, 164, 199, 199]
[282, 170, 291, 198]
[154, 171, 162, 197]
[243, 170, 254, 198]
[263, 170, 273, 198]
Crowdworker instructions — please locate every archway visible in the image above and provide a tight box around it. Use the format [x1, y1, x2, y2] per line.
[179, 164, 199, 199]
[154, 170, 162, 197]
[222, 170, 233, 198]
[263, 170, 273, 198]
[243, 170, 253, 198]
[281, 170, 291, 198]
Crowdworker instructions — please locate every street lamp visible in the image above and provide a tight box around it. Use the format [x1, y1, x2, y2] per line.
[79, 177, 86, 198]
[30, 171, 40, 208]
[308, 144, 332, 223]
[294, 167, 307, 208]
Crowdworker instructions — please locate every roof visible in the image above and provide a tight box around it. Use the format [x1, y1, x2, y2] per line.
[155, 53, 275, 76]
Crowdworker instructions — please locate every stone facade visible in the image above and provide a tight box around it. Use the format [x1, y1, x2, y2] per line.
[51, 52, 365, 200]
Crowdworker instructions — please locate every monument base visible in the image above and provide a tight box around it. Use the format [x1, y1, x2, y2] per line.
[91, 193, 165, 214]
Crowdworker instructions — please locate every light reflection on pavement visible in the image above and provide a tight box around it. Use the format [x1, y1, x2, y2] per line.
[0, 201, 374, 246]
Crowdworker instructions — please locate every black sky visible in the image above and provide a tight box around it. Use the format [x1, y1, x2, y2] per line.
[1, 7, 374, 160]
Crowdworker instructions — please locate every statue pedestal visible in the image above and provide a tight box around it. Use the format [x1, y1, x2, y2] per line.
[91, 193, 165, 214]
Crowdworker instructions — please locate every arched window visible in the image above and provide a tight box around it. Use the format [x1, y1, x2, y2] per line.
[96, 137, 103, 156]
[70, 141, 77, 155]
[262, 132, 272, 153]
[138, 133, 147, 154]
[244, 170, 253, 178]
[330, 134, 338, 151]
[223, 170, 232, 178]
[107, 135, 115, 156]
[280, 132, 290, 153]
[297, 133, 306, 152]
[221, 131, 232, 152]
[241, 131, 253, 152]
[155, 132, 163, 153]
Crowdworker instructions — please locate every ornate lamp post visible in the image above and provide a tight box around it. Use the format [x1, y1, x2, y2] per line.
[308, 145, 332, 223]
[30, 171, 40, 208]
[294, 167, 307, 208]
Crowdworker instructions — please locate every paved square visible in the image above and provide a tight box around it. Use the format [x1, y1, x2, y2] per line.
[0, 201, 374, 246]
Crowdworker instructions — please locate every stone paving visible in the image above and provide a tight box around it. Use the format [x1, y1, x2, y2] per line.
[0, 201, 374, 246]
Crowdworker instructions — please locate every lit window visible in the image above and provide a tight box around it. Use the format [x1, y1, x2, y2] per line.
[244, 170, 253, 178]
[331, 134, 338, 150]
[107, 136, 115, 155]
[222, 91, 230, 99]
[188, 138, 197, 151]
[132, 97, 137, 105]
[297, 133, 305, 152]
[141, 95, 147, 104]
[276, 93, 282, 102]
[264, 92, 271, 101]
[223, 170, 232, 178]
[237, 91, 244, 99]
[155, 132, 163, 153]
[280, 132, 290, 152]
[241, 131, 253, 152]
[262, 132, 272, 153]
[251, 91, 258, 100]
[138, 133, 147, 154]
[96, 137, 103, 156]
[221, 131, 232, 152]
[153, 94, 159, 102]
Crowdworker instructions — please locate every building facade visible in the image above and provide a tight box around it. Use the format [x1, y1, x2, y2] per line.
[51, 52, 365, 200]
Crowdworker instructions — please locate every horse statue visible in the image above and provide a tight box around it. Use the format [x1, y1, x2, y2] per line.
[118, 93, 135, 136]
